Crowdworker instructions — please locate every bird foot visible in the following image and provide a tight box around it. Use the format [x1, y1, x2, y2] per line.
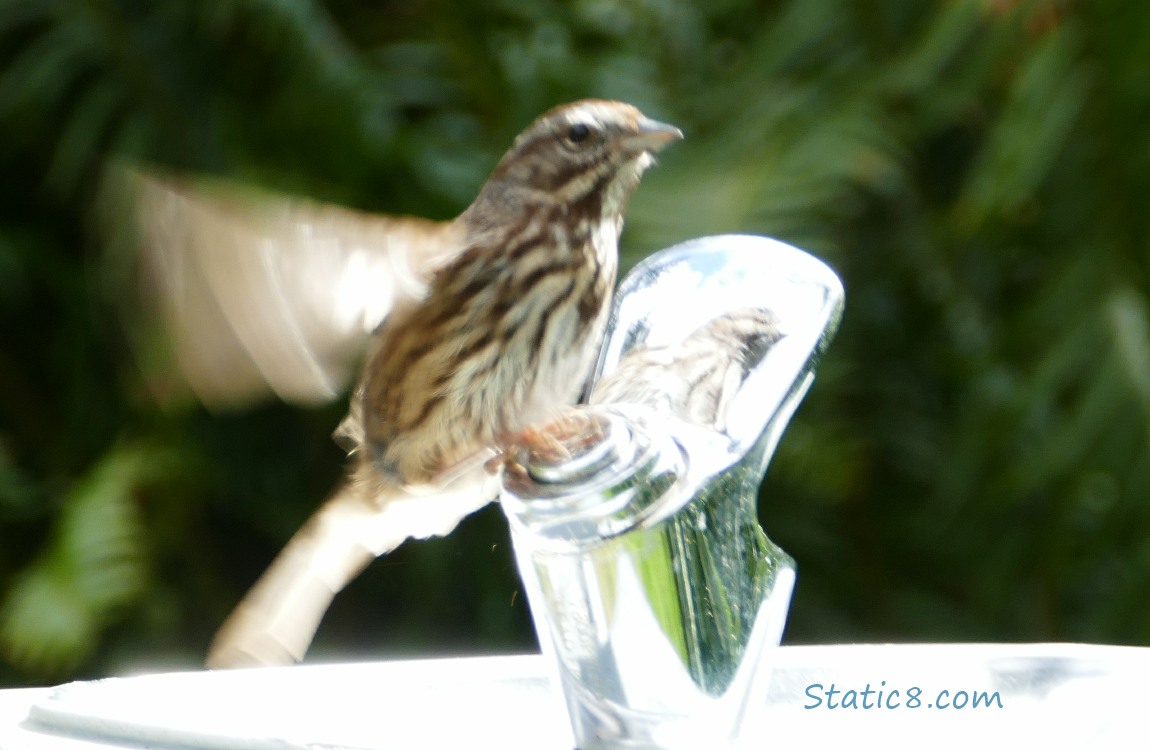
[493, 408, 607, 481]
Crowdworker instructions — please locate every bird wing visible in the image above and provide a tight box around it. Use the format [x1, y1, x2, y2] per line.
[103, 166, 464, 407]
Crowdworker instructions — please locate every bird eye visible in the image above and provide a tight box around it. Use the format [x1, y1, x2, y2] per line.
[565, 123, 592, 144]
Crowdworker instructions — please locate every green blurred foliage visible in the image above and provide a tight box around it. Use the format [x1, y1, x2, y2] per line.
[2, 0, 1149, 685]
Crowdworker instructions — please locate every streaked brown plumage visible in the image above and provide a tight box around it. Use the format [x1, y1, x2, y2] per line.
[353, 102, 681, 487]
[119, 100, 680, 667]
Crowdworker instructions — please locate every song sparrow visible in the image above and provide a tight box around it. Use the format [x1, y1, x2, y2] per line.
[121, 100, 681, 666]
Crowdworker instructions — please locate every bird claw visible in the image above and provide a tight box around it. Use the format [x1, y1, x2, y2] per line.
[496, 407, 606, 476]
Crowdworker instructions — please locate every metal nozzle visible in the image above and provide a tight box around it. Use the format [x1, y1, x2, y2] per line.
[500, 235, 844, 749]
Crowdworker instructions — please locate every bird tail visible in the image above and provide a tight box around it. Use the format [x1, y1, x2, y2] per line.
[206, 466, 497, 668]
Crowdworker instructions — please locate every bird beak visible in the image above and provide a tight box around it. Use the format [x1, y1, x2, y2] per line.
[621, 116, 684, 153]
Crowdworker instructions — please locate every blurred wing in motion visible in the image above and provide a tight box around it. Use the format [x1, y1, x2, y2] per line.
[590, 307, 784, 431]
[104, 166, 464, 407]
[206, 461, 499, 668]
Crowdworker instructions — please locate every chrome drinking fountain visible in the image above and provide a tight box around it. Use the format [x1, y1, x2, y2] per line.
[499, 235, 845, 749]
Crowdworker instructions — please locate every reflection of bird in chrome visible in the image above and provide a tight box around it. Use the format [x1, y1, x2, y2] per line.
[501, 308, 785, 489]
[111, 100, 681, 667]
[591, 308, 784, 431]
